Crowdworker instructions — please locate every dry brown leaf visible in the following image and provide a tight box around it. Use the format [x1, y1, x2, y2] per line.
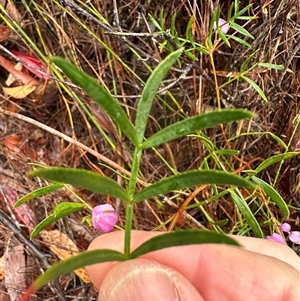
[3, 133, 38, 161]
[1, 184, 36, 229]
[3, 134, 22, 153]
[40, 230, 90, 283]
[1, 0, 23, 23]
[4, 245, 26, 301]
[2, 82, 37, 99]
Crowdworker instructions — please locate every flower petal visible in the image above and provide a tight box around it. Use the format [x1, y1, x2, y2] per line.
[289, 231, 300, 245]
[281, 222, 291, 232]
[266, 233, 285, 244]
[92, 204, 118, 233]
[213, 18, 230, 34]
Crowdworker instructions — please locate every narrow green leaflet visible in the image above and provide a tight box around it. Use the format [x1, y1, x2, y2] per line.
[186, 16, 195, 47]
[148, 13, 163, 31]
[30, 168, 130, 202]
[170, 13, 177, 35]
[135, 48, 183, 143]
[185, 49, 199, 61]
[215, 149, 240, 155]
[217, 28, 231, 47]
[230, 22, 254, 39]
[233, 3, 253, 18]
[133, 170, 255, 203]
[241, 76, 267, 101]
[141, 110, 254, 149]
[230, 191, 263, 237]
[227, 2, 234, 20]
[30, 202, 85, 239]
[33, 249, 125, 292]
[267, 132, 288, 150]
[258, 62, 284, 71]
[14, 183, 63, 207]
[210, 6, 221, 33]
[129, 230, 240, 259]
[51, 57, 138, 146]
[227, 34, 251, 47]
[251, 176, 289, 218]
[235, 16, 255, 21]
[254, 152, 299, 173]
[212, 219, 229, 227]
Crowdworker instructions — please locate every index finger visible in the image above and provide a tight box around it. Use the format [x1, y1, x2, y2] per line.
[87, 231, 299, 300]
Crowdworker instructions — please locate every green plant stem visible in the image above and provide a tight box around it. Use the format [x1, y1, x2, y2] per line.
[127, 149, 142, 196]
[208, 52, 221, 110]
[124, 148, 142, 257]
[124, 203, 134, 257]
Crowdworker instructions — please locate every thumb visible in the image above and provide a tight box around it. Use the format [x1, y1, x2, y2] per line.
[98, 258, 204, 301]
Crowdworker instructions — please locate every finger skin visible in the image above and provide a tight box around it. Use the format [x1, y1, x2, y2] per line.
[87, 231, 300, 301]
[99, 258, 204, 301]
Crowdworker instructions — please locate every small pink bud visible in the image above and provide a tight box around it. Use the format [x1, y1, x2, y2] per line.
[92, 204, 118, 233]
[213, 18, 230, 34]
[289, 231, 300, 245]
[281, 223, 291, 232]
[266, 233, 285, 244]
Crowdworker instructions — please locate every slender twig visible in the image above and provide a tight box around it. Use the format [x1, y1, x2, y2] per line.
[157, 64, 193, 95]
[112, 0, 121, 31]
[0, 107, 148, 187]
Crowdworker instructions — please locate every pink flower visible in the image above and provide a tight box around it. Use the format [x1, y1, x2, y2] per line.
[266, 233, 285, 244]
[289, 231, 300, 245]
[267, 223, 300, 245]
[92, 204, 118, 233]
[213, 18, 230, 34]
[281, 223, 291, 232]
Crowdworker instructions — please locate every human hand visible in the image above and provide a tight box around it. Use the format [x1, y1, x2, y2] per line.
[87, 230, 300, 301]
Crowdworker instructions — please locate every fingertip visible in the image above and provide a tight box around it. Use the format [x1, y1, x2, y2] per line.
[99, 258, 204, 301]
